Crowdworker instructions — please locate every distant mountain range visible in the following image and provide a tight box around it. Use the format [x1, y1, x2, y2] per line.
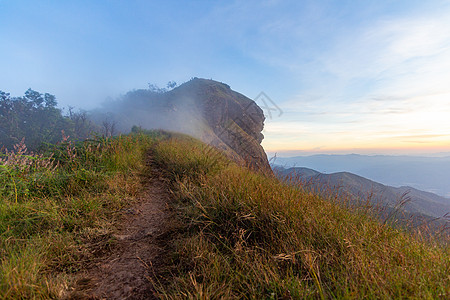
[274, 154, 450, 198]
[273, 166, 450, 224]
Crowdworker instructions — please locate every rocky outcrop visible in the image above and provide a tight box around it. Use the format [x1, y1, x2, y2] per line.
[168, 78, 271, 173]
[99, 78, 272, 173]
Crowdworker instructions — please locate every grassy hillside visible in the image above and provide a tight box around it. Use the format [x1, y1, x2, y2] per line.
[152, 135, 449, 299]
[274, 166, 450, 237]
[0, 133, 156, 299]
[0, 131, 449, 299]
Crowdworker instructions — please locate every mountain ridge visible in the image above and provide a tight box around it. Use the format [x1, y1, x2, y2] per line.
[274, 154, 450, 197]
[274, 165, 450, 220]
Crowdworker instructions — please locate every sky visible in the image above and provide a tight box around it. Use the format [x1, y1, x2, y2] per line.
[1, 0, 450, 156]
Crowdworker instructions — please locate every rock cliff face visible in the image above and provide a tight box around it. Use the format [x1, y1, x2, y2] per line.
[167, 78, 271, 173]
[100, 78, 271, 173]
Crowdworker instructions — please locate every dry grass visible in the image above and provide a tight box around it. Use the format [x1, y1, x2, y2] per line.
[153, 136, 450, 299]
[1, 131, 449, 299]
[0, 133, 156, 299]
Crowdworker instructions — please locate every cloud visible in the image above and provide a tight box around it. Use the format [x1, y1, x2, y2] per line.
[261, 5, 450, 153]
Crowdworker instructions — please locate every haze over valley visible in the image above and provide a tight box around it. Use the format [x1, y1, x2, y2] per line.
[274, 154, 450, 198]
[274, 165, 450, 220]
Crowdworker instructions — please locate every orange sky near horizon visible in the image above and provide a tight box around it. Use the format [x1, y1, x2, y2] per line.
[264, 143, 450, 156]
[261, 120, 450, 156]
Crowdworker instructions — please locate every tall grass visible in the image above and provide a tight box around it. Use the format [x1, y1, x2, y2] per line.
[0, 133, 156, 299]
[2, 131, 448, 299]
[153, 136, 450, 299]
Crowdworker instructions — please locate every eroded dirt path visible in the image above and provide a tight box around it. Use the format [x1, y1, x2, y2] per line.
[70, 157, 175, 299]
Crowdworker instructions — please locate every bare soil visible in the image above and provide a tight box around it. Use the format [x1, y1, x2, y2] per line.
[69, 160, 176, 299]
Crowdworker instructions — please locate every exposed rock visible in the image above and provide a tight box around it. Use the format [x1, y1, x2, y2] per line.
[96, 78, 271, 173]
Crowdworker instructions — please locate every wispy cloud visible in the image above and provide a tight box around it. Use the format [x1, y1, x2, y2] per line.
[261, 3, 450, 153]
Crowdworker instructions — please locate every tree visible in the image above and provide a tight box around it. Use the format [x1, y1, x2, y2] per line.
[148, 83, 166, 94]
[24, 88, 44, 108]
[148, 80, 177, 93]
[0, 89, 98, 150]
[101, 117, 117, 138]
[166, 81, 177, 89]
[44, 93, 57, 108]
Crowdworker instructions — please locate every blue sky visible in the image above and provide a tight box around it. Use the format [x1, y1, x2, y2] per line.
[1, 0, 450, 155]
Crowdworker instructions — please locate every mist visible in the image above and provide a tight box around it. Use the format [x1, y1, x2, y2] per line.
[274, 154, 450, 198]
[87, 82, 211, 140]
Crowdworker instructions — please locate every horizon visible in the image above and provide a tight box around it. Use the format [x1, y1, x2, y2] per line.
[266, 150, 450, 158]
[1, 0, 450, 155]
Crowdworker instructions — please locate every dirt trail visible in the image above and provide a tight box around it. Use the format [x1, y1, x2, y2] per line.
[69, 158, 175, 299]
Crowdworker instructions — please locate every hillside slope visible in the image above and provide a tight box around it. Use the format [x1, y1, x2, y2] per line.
[275, 154, 450, 197]
[1, 132, 449, 299]
[150, 134, 450, 299]
[274, 166, 450, 219]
